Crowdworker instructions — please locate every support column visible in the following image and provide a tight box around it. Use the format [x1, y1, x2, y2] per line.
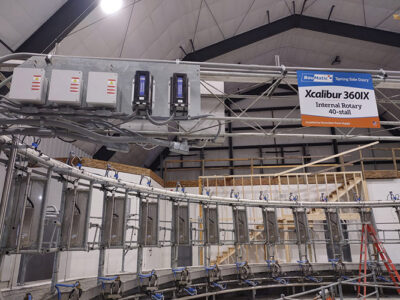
[171, 245, 178, 269]
[37, 168, 53, 251]
[51, 180, 68, 293]
[258, 146, 264, 174]
[0, 137, 17, 246]
[137, 246, 143, 274]
[98, 192, 108, 280]
[330, 128, 343, 172]
[227, 104, 234, 175]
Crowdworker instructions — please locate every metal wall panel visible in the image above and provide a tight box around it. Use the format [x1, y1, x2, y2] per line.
[325, 210, 342, 243]
[102, 195, 127, 248]
[139, 201, 159, 246]
[293, 209, 309, 244]
[263, 209, 279, 244]
[110, 196, 127, 247]
[203, 206, 219, 245]
[172, 203, 190, 245]
[233, 207, 249, 244]
[3, 175, 46, 251]
[60, 189, 90, 249]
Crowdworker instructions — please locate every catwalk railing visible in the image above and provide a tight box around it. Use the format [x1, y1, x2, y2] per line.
[163, 147, 400, 183]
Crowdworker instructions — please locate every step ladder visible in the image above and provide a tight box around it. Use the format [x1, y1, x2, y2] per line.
[358, 223, 400, 297]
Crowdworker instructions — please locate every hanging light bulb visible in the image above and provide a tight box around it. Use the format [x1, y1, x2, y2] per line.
[100, 0, 123, 14]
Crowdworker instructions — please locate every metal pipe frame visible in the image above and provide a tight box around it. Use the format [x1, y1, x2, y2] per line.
[1, 53, 400, 148]
[1, 135, 400, 299]
[1, 136, 399, 210]
[2, 52, 400, 78]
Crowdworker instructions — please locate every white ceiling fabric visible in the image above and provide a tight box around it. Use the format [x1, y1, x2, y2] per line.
[211, 28, 400, 69]
[0, 0, 68, 52]
[52, 0, 400, 60]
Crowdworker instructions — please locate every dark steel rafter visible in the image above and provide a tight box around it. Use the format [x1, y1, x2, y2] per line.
[17, 0, 99, 53]
[184, 14, 400, 62]
[157, 159, 397, 172]
[189, 140, 398, 152]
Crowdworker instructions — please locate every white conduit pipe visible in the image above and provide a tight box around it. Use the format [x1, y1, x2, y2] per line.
[205, 116, 400, 127]
[199, 70, 400, 82]
[115, 130, 400, 141]
[3, 53, 400, 79]
[0, 135, 399, 209]
[222, 132, 400, 141]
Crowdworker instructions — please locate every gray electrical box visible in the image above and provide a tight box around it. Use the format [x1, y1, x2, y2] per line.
[233, 207, 249, 244]
[172, 203, 190, 245]
[9, 68, 46, 104]
[263, 209, 279, 244]
[19, 56, 201, 117]
[102, 195, 128, 248]
[48, 69, 83, 105]
[86, 72, 118, 107]
[203, 206, 219, 245]
[139, 200, 159, 246]
[293, 209, 309, 244]
[60, 189, 91, 250]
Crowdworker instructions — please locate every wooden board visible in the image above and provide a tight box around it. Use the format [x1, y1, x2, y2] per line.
[364, 170, 399, 179]
[166, 173, 362, 188]
[56, 157, 164, 187]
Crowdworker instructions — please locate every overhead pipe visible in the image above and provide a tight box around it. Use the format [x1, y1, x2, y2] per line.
[205, 116, 400, 127]
[2, 53, 400, 77]
[109, 129, 400, 142]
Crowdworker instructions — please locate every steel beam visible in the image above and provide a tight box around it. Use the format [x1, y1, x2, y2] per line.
[184, 14, 400, 62]
[16, 0, 99, 53]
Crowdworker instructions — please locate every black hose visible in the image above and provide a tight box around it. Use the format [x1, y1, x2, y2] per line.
[57, 136, 77, 143]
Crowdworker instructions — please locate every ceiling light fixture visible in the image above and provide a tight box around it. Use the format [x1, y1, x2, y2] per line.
[100, 0, 123, 14]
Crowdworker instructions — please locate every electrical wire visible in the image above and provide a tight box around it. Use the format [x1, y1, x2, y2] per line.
[190, 139, 210, 149]
[145, 109, 176, 126]
[0, 95, 21, 108]
[212, 121, 222, 143]
[57, 136, 77, 143]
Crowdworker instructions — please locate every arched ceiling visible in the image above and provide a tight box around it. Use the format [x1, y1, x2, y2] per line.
[0, 0, 68, 54]
[52, 0, 400, 63]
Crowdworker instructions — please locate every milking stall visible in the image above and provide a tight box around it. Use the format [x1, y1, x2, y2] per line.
[1, 1, 400, 299]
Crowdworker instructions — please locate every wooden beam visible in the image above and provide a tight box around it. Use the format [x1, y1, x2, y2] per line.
[56, 157, 164, 187]
[275, 141, 379, 176]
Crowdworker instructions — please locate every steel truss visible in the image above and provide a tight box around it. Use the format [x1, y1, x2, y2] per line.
[1, 53, 400, 152]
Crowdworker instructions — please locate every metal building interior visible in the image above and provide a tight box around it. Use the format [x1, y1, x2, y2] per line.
[1, 0, 400, 299]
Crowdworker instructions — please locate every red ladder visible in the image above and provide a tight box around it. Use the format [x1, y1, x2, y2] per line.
[358, 223, 400, 297]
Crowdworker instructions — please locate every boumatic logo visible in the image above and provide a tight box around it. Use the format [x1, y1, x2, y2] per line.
[301, 73, 333, 83]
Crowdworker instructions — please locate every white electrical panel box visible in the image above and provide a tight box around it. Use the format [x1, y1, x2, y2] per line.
[86, 72, 118, 107]
[48, 70, 82, 105]
[9, 68, 46, 104]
